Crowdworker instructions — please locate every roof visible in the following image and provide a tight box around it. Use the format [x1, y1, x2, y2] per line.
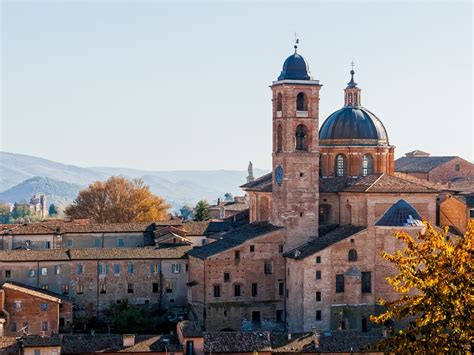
[204, 331, 272, 352]
[277, 50, 313, 81]
[319, 106, 389, 146]
[240, 172, 272, 192]
[0, 336, 20, 354]
[2, 282, 72, 303]
[187, 221, 283, 260]
[375, 199, 423, 226]
[453, 193, 474, 208]
[395, 156, 457, 173]
[60, 334, 182, 353]
[284, 225, 366, 260]
[0, 245, 191, 262]
[22, 336, 61, 348]
[178, 320, 203, 337]
[405, 149, 431, 157]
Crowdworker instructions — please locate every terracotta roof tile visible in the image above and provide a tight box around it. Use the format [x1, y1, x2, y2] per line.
[395, 156, 458, 173]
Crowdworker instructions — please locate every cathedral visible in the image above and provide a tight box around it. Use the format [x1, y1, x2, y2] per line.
[187, 45, 439, 333]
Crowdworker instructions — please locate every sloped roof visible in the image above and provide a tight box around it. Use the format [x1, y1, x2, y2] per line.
[240, 173, 272, 192]
[2, 282, 72, 303]
[395, 156, 457, 173]
[375, 199, 423, 226]
[284, 225, 366, 260]
[22, 336, 61, 348]
[453, 193, 474, 208]
[187, 222, 283, 260]
[0, 246, 191, 262]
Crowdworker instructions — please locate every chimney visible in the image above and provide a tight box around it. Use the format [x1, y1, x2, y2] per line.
[123, 334, 135, 347]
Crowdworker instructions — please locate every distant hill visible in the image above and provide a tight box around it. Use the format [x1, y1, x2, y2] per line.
[0, 152, 268, 210]
[0, 176, 83, 208]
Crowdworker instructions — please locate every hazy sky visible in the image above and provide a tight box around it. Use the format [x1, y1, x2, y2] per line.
[1, 1, 472, 171]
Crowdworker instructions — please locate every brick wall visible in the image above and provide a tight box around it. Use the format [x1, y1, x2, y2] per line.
[429, 157, 474, 183]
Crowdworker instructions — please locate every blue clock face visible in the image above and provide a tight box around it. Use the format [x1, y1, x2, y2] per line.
[275, 165, 283, 185]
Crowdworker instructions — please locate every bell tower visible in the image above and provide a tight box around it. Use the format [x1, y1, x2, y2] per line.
[271, 43, 322, 251]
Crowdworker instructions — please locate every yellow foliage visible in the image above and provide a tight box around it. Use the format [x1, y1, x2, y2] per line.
[370, 221, 473, 352]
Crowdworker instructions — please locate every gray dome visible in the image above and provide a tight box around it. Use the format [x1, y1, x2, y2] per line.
[277, 52, 312, 81]
[319, 106, 389, 146]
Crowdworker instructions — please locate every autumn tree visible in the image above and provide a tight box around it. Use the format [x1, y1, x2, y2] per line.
[65, 176, 170, 223]
[370, 221, 473, 352]
[193, 200, 210, 221]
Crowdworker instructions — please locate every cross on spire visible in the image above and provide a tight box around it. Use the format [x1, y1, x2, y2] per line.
[294, 33, 299, 53]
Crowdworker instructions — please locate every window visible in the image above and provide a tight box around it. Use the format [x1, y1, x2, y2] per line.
[127, 283, 134, 293]
[276, 93, 283, 112]
[172, 264, 181, 274]
[250, 245, 255, 253]
[276, 310, 284, 322]
[264, 261, 273, 274]
[42, 321, 48, 331]
[151, 263, 160, 273]
[316, 292, 321, 302]
[116, 238, 124, 247]
[295, 124, 308, 151]
[14, 301, 22, 310]
[316, 310, 322, 321]
[54, 265, 60, 275]
[98, 263, 107, 275]
[279, 282, 284, 296]
[296, 92, 308, 111]
[201, 239, 208, 245]
[455, 164, 460, 172]
[213, 284, 221, 297]
[166, 281, 173, 293]
[252, 311, 261, 324]
[62, 284, 69, 295]
[114, 264, 121, 274]
[67, 239, 73, 247]
[316, 256, 321, 264]
[224, 272, 230, 282]
[316, 270, 321, 279]
[44, 241, 50, 249]
[77, 284, 84, 295]
[28, 269, 36, 277]
[362, 154, 374, 176]
[94, 239, 101, 248]
[336, 274, 345, 293]
[335, 154, 347, 177]
[234, 284, 241, 297]
[77, 264, 83, 275]
[152, 282, 159, 293]
[5, 270, 11, 278]
[42, 284, 49, 290]
[319, 204, 331, 224]
[235, 250, 240, 260]
[276, 124, 283, 153]
[470, 210, 474, 219]
[279, 244, 284, 254]
[348, 249, 358, 262]
[100, 283, 106, 294]
[11, 322, 17, 332]
[362, 272, 372, 293]
[40, 303, 48, 311]
[127, 262, 134, 273]
[252, 283, 258, 297]
[34, 350, 41, 355]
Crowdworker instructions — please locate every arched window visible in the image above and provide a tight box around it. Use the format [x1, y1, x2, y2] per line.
[276, 124, 283, 153]
[362, 154, 374, 176]
[276, 93, 283, 112]
[335, 154, 347, 177]
[319, 204, 331, 224]
[295, 124, 308, 151]
[296, 92, 308, 111]
[348, 249, 357, 262]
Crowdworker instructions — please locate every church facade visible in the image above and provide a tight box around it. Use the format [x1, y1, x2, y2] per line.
[187, 46, 438, 333]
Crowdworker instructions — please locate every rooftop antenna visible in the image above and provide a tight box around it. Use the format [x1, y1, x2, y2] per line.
[294, 33, 299, 53]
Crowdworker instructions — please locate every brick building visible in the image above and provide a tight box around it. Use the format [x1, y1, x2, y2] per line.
[0, 282, 73, 336]
[439, 193, 474, 235]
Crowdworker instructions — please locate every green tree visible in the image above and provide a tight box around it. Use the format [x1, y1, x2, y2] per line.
[179, 205, 193, 221]
[65, 176, 170, 223]
[0, 205, 12, 224]
[370, 221, 473, 352]
[48, 203, 58, 216]
[224, 192, 233, 202]
[193, 200, 210, 221]
[11, 204, 31, 222]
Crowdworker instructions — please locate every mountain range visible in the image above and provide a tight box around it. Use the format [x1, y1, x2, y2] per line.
[0, 152, 266, 210]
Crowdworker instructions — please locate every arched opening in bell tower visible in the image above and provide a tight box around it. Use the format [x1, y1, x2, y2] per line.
[295, 124, 308, 151]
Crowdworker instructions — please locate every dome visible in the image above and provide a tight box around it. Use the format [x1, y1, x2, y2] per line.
[319, 106, 389, 146]
[277, 52, 312, 81]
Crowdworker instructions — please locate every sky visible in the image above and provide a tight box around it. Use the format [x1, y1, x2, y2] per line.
[1, 1, 472, 171]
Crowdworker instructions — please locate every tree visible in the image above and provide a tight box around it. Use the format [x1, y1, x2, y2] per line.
[48, 203, 58, 216]
[193, 200, 210, 221]
[224, 192, 233, 202]
[0, 204, 12, 224]
[11, 204, 31, 222]
[179, 205, 193, 221]
[65, 176, 170, 223]
[370, 221, 473, 352]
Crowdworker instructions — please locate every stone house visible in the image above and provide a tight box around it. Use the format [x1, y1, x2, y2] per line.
[0, 282, 73, 336]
